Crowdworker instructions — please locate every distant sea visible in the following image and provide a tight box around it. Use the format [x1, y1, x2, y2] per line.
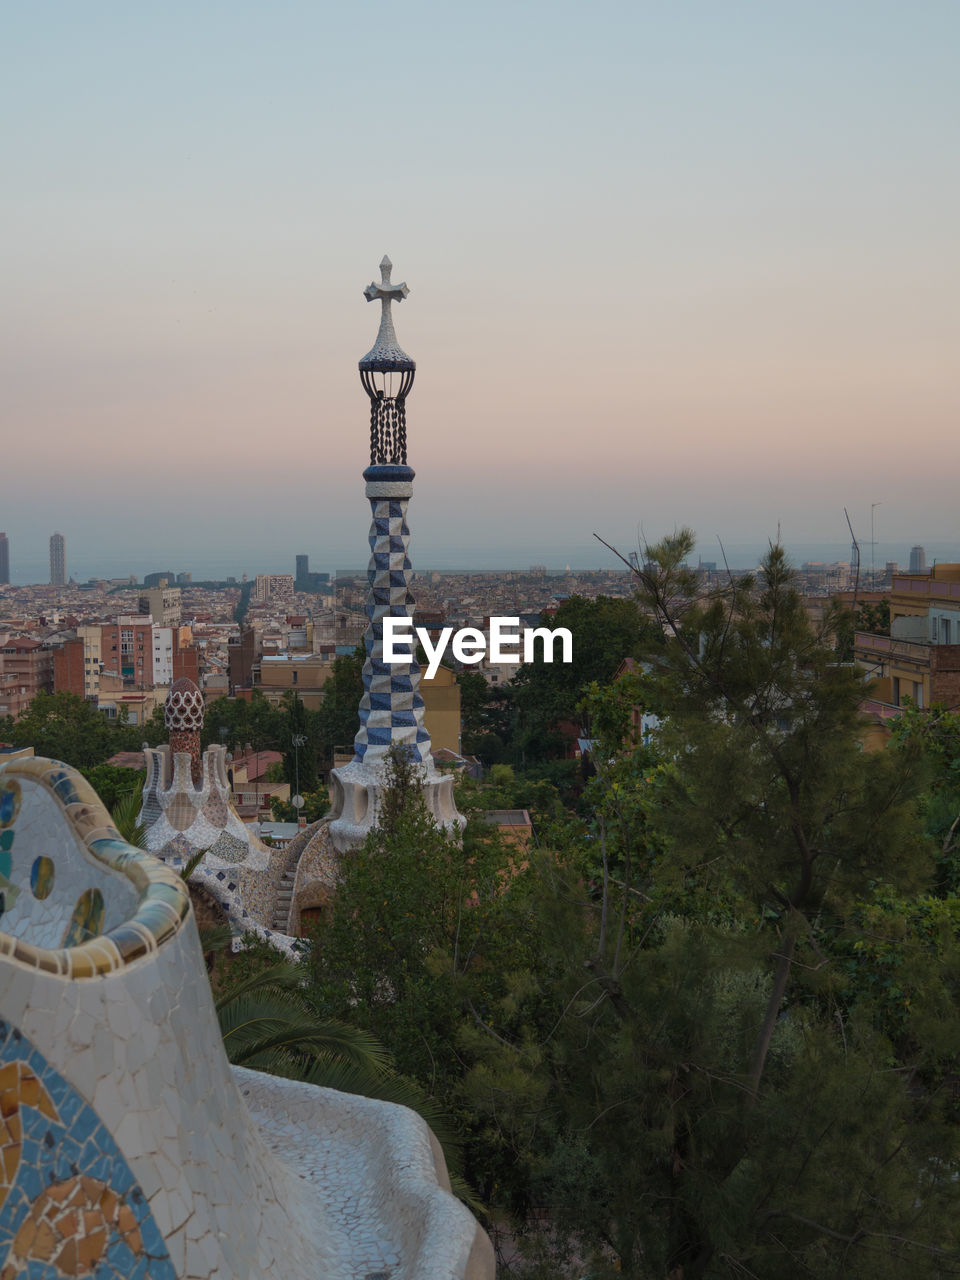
[5, 540, 959, 587]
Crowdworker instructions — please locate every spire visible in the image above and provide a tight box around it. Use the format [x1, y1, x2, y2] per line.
[358, 255, 416, 465]
[359, 256, 416, 372]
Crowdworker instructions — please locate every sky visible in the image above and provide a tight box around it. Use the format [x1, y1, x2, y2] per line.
[3, 2, 958, 583]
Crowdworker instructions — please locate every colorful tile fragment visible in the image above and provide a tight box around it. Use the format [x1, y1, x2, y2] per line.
[0, 783, 19, 830]
[0, 1020, 175, 1280]
[61, 889, 105, 949]
[29, 858, 54, 902]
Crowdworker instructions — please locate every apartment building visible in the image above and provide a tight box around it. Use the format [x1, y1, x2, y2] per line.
[855, 563, 960, 718]
[138, 586, 182, 626]
[0, 637, 54, 719]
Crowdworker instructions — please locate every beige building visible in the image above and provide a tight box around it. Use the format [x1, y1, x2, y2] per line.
[78, 624, 103, 698]
[139, 586, 182, 627]
[96, 682, 167, 726]
[258, 654, 336, 709]
[856, 564, 960, 728]
[255, 575, 294, 603]
[421, 665, 461, 755]
[0, 638, 54, 720]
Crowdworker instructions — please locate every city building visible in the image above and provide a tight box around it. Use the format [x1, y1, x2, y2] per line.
[909, 545, 927, 574]
[52, 624, 104, 699]
[258, 653, 335, 709]
[254, 574, 294, 603]
[49, 532, 66, 586]
[102, 616, 154, 686]
[0, 636, 54, 719]
[855, 563, 960, 722]
[0, 532, 8, 585]
[138, 585, 182, 626]
[228, 624, 259, 693]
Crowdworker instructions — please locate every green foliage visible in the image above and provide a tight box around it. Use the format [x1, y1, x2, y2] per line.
[81, 762, 145, 811]
[509, 595, 649, 761]
[203, 688, 323, 796]
[454, 535, 960, 1276]
[270, 786, 328, 824]
[315, 646, 364, 759]
[141, 703, 168, 747]
[457, 668, 493, 735]
[831, 596, 892, 661]
[210, 932, 474, 1201]
[1, 691, 142, 768]
[307, 747, 547, 1207]
[891, 702, 960, 891]
[208, 539, 960, 1273]
[233, 581, 254, 624]
[110, 786, 146, 849]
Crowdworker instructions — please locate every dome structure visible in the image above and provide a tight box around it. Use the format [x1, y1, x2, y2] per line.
[164, 676, 204, 733]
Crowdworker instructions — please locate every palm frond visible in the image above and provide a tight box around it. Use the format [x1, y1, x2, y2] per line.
[180, 847, 208, 881]
[213, 961, 306, 1010]
[111, 787, 146, 848]
[198, 923, 234, 956]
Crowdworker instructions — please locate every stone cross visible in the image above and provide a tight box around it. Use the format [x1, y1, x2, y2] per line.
[363, 255, 409, 311]
[359, 255, 414, 372]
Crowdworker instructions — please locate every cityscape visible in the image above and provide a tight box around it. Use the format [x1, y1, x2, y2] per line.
[3, 3, 959, 1279]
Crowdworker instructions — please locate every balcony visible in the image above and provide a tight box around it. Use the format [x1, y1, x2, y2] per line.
[854, 632, 931, 664]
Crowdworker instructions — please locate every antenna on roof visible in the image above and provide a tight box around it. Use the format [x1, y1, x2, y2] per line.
[844, 508, 860, 608]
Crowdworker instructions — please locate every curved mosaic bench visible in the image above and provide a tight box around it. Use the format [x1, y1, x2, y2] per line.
[0, 757, 494, 1280]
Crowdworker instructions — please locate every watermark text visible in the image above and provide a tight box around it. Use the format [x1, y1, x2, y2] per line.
[383, 616, 573, 679]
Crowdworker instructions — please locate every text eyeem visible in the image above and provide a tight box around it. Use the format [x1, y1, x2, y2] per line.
[382, 617, 573, 679]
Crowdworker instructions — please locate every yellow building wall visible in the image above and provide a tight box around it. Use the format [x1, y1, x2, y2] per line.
[421, 666, 461, 755]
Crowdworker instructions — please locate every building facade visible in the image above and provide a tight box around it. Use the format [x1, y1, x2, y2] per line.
[49, 532, 66, 586]
[855, 563, 960, 717]
[254, 574, 295, 603]
[0, 637, 54, 719]
[138, 586, 182, 626]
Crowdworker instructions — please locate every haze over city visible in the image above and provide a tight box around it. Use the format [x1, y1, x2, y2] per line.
[3, 2, 958, 583]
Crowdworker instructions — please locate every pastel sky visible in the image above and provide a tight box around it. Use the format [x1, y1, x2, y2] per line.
[3, 2, 958, 583]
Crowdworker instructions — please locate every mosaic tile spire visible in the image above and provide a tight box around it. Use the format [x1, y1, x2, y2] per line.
[327, 257, 465, 851]
[353, 464, 431, 766]
[354, 258, 429, 765]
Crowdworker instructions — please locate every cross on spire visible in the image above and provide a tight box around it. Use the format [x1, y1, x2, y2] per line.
[359, 255, 415, 373]
[364, 255, 409, 309]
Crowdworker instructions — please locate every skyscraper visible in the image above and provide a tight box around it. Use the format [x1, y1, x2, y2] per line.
[909, 545, 927, 574]
[296, 554, 309, 583]
[0, 532, 8, 585]
[50, 532, 66, 586]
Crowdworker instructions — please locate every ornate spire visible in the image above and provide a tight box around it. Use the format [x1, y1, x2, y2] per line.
[359, 255, 416, 465]
[359, 256, 416, 372]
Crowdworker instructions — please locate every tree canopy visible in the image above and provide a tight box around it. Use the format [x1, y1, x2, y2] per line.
[300, 537, 960, 1277]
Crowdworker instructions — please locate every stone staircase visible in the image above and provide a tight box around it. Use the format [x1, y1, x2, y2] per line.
[273, 868, 297, 933]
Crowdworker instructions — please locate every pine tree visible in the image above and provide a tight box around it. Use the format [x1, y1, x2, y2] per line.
[468, 534, 960, 1278]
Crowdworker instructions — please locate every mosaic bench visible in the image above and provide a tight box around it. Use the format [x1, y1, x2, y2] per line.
[0, 756, 493, 1280]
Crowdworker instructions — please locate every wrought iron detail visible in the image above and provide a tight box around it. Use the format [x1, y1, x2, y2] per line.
[361, 368, 415, 465]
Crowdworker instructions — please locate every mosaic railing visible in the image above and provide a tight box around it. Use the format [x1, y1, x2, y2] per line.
[0, 756, 190, 978]
[0, 755, 493, 1280]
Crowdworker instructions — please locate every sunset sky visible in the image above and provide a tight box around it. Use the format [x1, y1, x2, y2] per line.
[3, 2, 958, 583]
